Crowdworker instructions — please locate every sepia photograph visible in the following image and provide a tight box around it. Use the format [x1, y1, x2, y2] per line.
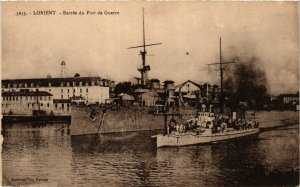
[1, 2, 299, 186]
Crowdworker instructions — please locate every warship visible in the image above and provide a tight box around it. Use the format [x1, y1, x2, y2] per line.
[68, 9, 209, 136]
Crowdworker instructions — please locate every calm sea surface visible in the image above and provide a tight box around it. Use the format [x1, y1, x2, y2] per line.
[2, 111, 299, 186]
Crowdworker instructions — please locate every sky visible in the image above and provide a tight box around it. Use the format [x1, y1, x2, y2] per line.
[2, 2, 299, 95]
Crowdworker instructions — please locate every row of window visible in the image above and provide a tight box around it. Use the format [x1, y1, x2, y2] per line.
[2, 102, 50, 107]
[3, 102, 70, 110]
[4, 81, 109, 88]
[2, 96, 52, 101]
[54, 103, 70, 109]
[26, 103, 51, 108]
[61, 88, 88, 93]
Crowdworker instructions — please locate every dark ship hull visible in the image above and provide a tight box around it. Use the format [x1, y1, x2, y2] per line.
[69, 106, 198, 136]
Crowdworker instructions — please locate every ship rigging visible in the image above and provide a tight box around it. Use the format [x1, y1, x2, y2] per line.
[127, 8, 162, 87]
[207, 38, 236, 113]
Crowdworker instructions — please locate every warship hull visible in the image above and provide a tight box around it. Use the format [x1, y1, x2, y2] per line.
[69, 106, 198, 136]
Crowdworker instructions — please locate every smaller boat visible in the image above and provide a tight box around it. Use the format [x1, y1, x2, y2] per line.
[151, 111, 260, 148]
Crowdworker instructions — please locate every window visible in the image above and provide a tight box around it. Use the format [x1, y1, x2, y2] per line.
[32, 103, 34, 107]
[41, 103, 43, 106]
[13, 97, 15, 101]
[55, 104, 57, 109]
[20, 97, 22, 100]
[47, 103, 49, 107]
[40, 96, 42, 100]
[44, 96, 47, 101]
[49, 89, 51, 92]
[62, 103, 64, 109]
[86, 88, 88, 93]
[30, 96, 33, 100]
[61, 95, 63, 99]
[80, 89, 82, 93]
[26, 97, 28, 100]
[67, 89, 69, 93]
[28, 103, 30, 108]
[73, 89, 75, 93]
[49, 96, 51, 100]
[61, 89, 63, 93]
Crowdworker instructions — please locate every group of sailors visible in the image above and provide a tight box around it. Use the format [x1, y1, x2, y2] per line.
[167, 117, 201, 134]
[167, 115, 259, 135]
[210, 117, 259, 133]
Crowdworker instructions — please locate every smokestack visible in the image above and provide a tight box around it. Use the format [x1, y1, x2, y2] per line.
[61, 61, 66, 78]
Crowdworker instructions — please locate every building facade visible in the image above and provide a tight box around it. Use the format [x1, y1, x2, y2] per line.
[1, 90, 56, 115]
[2, 77, 111, 106]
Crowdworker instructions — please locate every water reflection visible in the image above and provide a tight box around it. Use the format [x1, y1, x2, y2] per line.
[69, 130, 298, 186]
[2, 111, 299, 186]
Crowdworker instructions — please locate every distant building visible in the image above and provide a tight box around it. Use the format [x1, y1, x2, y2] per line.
[1, 90, 62, 115]
[174, 80, 220, 107]
[1, 76, 111, 105]
[278, 92, 299, 104]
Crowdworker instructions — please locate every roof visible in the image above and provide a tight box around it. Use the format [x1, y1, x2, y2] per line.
[53, 99, 71, 103]
[71, 96, 85, 100]
[163, 80, 175, 84]
[2, 91, 53, 97]
[121, 94, 135, 101]
[278, 93, 299, 98]
[150, 79, 160, 83]
[2, 76, 111, 88]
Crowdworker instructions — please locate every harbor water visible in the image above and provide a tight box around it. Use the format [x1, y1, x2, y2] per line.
[2, 111, 299, 186]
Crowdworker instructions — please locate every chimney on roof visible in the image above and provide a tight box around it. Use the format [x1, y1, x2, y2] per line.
[61, 61, 66, 78]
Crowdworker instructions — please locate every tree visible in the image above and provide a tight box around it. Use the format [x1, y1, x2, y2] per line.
[114, 82, 134, 96]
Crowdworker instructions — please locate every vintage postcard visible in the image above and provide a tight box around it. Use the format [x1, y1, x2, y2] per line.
[1, 2, 299, 186]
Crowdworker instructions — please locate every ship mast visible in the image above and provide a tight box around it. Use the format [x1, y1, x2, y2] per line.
[128, 8, 162, 87]
[207, 38, 235, 113]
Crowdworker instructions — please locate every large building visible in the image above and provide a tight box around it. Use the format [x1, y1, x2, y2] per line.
[1, 77, 111, 114]
[1, 90, 56, 115]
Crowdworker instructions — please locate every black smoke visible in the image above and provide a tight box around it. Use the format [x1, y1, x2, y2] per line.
[223, 56, 269, 109]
